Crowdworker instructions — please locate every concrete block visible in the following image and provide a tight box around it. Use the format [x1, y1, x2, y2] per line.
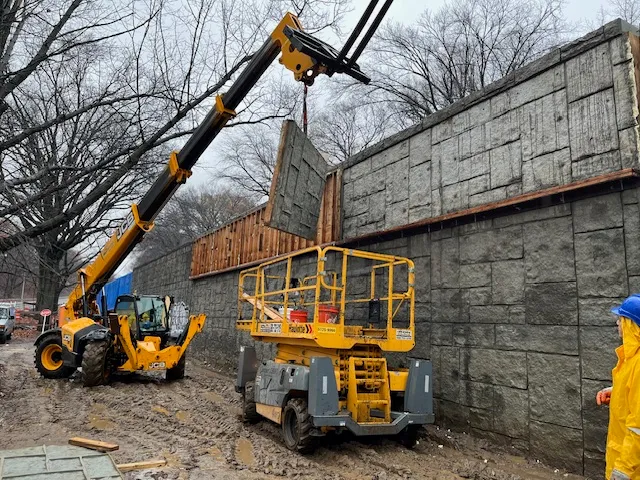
[470, 305, 509, 324]
[493, 203, 572, 228]
[492, 386, 529, 438]
[408, 233, 430, 258]
[613, 61, 639, 131]
[582, 378, 612, 454]
[569, 88, 619, 161]
[630, 275, 640, 292]
[371, 139, 410, 172]
[619, 126, 640, 169]
[491, 259, 524, 304]
[575, 228, 628, 298]
[490, 92, 510, 118]
[385, 200, 409, 229]
[440, 136, 460, 186]
[573, 193, 623, 233]
[571, 150, 622, 180]
[580, 326, 620, 380]
[460, 380, 494, 409]
[459, 125, 486, 159]
[610, 34, 633, 65]
[431, 144, 442, 190]
[566, 42, 613, 102]
[347, 158, 371, 181]
[524, 216, 576, 283]
[409, 128, 432, 167]
[432, 323, 454, 345]
[442, 181, 469, 213]
[460, 263, 491, 288]
[525, 282, 578, 325]
[510, 65, 565, 110]
[431, 188, 442, 216]
[469, 287, 492, 305]
[625, 202, 640, 275]
[368, 190, 386, 225]
[469, 407, 493, 431]
[413, 255, 430, 300]
[508, 305, 526, 324]
[468, 173, 490, 195]
[459, 152, 490, 181]
[584, 450, 606, 480]
[409, 161, 431, 208]
[489, 140, 522, 188]
[496, 325, 578, 355]
[385, 157, 409, 204]
[579, 297, 626, 326]
[431, 236, 459, 289]
[343, 195, 369, 219]
[440, 345, 461, 402]
[469, 186, 507, 207]
[487, 108, 520, 149]
[520, 90, 570, 161]
[460, 225, 523, 264]
[522, 148, 571, 193]
[530, 421, 584, 474]
[433, 117, 453, 144]
[453, 324, 495, 347]
[461, 348, 527, 389]
[431, 288, 470, 323]
[408, 204, 432, 223]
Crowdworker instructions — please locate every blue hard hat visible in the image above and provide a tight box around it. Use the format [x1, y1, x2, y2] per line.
[611, 295, 640, 326]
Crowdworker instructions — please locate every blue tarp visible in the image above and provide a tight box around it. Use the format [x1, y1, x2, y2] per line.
[96, 272, 132, 313]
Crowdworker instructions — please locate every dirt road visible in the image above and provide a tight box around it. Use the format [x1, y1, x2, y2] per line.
[0, 339, 585, 480]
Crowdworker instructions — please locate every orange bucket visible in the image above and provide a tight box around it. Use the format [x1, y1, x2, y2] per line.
[318, 305, 339, 324]
[289, 310, 308, 323]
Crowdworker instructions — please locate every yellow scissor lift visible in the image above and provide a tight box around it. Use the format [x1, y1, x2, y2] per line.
[235, 246, 434, 452]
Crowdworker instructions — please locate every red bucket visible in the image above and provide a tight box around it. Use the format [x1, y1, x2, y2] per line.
[289, 310, 308, 323]
[318, 305, 339, 324]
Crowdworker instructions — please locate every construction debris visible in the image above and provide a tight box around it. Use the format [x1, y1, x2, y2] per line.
[116, 459, 167, 472]
[68, 437, 119, 453]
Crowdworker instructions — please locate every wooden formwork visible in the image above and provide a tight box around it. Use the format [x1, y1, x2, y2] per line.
[190, 170, 341, 278]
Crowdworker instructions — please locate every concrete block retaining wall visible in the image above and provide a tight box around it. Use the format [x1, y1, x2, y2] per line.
[132, 20, 640, 476]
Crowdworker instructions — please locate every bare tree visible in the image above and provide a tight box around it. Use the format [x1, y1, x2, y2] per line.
[134, 184, 257, 266]
[219, 121, 282, 198]
[309, 97, 394, 164]
[363, 0, 567, 125]
[1, 0, 351, 308]
[0, 0, 351, 253]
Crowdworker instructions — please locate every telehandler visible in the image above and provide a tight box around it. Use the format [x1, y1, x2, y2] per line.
[35, 1, 393, 386]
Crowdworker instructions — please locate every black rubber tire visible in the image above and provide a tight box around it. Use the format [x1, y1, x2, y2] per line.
[82, 341, 111, 387]
[242, 381, 260, 424]
[34, 332, 75, 379]
[6, 333, 11, 341]
[282, 398, 316, 453]
[166, 354, 186, 381]
[398, 425, 420, 449]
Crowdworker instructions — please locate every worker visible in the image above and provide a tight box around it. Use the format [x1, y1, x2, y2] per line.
[595, 295, 640, 480]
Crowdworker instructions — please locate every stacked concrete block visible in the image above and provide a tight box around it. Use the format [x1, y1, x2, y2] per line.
[342, 20, 640, 239]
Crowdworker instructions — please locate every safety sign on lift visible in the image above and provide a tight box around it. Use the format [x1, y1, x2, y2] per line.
[259, 323, 283, 334]
[395, 329, 412, 340]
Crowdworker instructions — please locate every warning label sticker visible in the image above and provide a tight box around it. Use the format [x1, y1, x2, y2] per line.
[395, 328, 412, 340]
[259, 323, 282, 334]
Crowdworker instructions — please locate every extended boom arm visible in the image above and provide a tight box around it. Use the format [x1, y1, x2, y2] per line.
[60, 2, 393, 324]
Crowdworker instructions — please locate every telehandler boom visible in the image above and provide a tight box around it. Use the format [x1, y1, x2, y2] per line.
[34, 2, 389, 386]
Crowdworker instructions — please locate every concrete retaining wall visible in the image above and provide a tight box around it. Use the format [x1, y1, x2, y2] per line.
[132, 20, 640, 476]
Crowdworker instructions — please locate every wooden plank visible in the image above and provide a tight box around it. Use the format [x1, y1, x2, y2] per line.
[242, 293, 283, 321]
[117, 459, 167, 472]
[68, 437, 119, 452]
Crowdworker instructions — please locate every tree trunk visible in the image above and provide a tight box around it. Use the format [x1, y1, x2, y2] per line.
[36, 246, 65, 312]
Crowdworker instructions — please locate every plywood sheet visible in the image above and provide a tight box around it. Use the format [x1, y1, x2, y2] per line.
[265, 120, 329, 240]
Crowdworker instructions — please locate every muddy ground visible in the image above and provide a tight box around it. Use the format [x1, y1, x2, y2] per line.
[0, 339, 586, 480]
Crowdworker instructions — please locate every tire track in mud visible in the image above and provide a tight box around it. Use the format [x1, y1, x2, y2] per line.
[0, 341, 585, 480]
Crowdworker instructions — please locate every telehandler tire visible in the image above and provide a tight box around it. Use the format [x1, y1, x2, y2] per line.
[242, 381, 260, 424]
[166, 354, 186, 381]
[282, 398, 315, 453]
[82, 341, 111, 387]
[35, 332, 75, 379]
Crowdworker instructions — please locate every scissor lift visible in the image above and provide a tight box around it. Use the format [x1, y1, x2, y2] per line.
[235, 246, 434, 452]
